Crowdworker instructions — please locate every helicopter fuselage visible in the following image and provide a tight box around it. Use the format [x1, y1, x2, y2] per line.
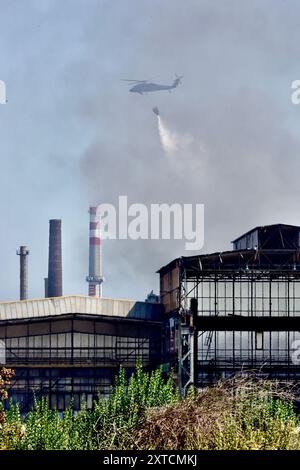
[130, 82, 177, 94]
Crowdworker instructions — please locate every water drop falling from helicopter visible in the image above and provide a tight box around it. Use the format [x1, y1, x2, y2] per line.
[154, 109, 179, 154]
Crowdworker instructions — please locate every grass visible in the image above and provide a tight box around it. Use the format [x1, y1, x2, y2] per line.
[134, 375, 300, 450]
[1, 366, 300, 450]
[0, 362, 178, 450]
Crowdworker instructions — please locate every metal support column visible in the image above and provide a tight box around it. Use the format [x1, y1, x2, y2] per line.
[178, 298, 198, 396]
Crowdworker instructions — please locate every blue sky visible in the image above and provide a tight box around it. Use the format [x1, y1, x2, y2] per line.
[1, 0, 300, 301]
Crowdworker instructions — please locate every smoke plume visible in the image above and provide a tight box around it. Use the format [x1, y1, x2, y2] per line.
[2, 0, 300, 301]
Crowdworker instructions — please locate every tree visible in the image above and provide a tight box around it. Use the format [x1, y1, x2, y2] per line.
[0, 367, 14, 400]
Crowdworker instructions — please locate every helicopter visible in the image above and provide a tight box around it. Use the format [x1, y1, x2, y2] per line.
[122, 75, 183, 95]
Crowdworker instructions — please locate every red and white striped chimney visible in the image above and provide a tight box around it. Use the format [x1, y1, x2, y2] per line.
[86, 206, 104, 297]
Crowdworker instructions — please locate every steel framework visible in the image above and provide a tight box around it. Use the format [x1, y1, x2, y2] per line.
[159, 226, 300, 394]
[0, 313, 162, 410]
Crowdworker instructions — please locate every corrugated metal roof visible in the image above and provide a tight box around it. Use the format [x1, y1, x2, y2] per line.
[231, 224, 300, 243]
[0, 296, 163, 322]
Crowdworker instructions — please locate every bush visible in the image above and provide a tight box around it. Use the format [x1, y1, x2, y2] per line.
[133, 374, 300, 450]
[0, 368, 14, 401]
[92, 361, 178, 449]
[1, 368, 300, 450]
[0, 362, 178, 450]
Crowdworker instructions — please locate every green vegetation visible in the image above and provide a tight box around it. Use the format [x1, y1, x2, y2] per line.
[1, 365, 300, 450]
[0, 368, 14, 401]
[0, 362, 178, 450]
[135, 376, 300, 450]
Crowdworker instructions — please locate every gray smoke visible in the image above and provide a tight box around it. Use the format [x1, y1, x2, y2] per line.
[1, 0, 299, 301]
[79, 0, 300, 299]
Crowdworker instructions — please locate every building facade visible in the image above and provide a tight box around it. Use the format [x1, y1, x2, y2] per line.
[0, 296, 163, 410]
[158, 224, 300, 393]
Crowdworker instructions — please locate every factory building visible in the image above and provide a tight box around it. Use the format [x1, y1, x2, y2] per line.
[3, 217, 300, 409]
[158, 224, 300, 394]
[0, 208, 163, 411]
[0, 296, 162, 410]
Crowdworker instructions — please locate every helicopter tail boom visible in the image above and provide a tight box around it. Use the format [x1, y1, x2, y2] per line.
[173, 75, 184, 87]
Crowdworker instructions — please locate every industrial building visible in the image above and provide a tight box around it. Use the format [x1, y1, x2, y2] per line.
[0, 296, 162, 410]
[0, 209, 163, 410]
[159, 224, 300, 394]
[2, 218, 300, 409]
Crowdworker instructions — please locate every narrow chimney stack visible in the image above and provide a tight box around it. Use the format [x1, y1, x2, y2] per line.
[86, 206, 103, 297]
[47, 219, 62, 297]
[17, 246, 29, 300]
[44, 277, 48, 298]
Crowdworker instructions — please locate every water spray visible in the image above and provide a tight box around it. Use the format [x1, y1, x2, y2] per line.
[155, 112, 179, 154]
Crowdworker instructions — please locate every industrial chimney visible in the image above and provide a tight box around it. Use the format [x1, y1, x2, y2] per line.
[16, 246, 29, 300]
[86, 206, 104, 297]
[47, 219, 63, 297]
[44, 278, 48, 298]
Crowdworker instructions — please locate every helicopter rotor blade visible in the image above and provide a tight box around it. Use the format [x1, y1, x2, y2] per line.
[121, 79, 147, 83]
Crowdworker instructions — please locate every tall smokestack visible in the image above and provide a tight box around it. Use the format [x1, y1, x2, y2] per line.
[47, 219, 63, 297]
[86, 206, 103, 297]
[44, 278, 48, 298]
[16, 246, 29, 300]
